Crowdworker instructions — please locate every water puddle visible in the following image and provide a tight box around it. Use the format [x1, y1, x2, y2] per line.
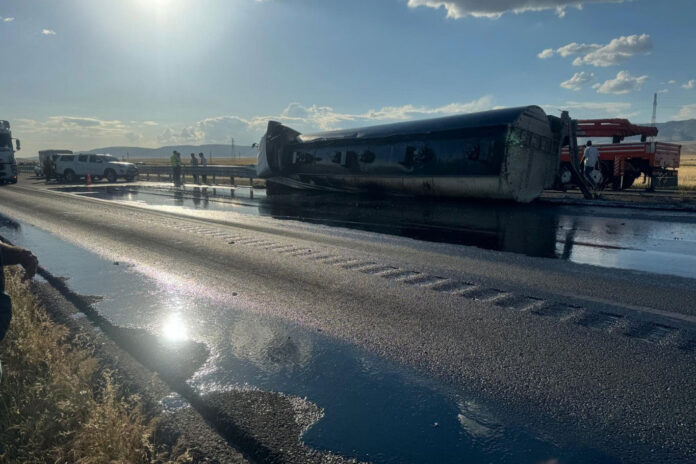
[1, 216, 621, 463]
[56, 186, 696, 279]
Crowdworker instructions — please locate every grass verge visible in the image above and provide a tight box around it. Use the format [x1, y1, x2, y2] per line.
[0, 268, 190, 463]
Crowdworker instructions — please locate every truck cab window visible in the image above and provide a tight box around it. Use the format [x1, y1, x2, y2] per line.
[78, 155, 88, 162]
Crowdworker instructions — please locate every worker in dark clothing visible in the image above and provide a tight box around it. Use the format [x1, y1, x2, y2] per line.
[199, 153, 207, 184]
[43, 156, 55, 183]
[0, 241, 39, 381]
[170, 150, 182, 187]
[190, 153, 199, 184]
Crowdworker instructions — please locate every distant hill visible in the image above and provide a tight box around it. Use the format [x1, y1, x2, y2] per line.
[654, 119, 696, 142]
[85, 144, 258, 160]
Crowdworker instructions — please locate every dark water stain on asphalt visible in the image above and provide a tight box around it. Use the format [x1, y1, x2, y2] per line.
[1, 219, 622, 464]
[57, 186, 696, 279]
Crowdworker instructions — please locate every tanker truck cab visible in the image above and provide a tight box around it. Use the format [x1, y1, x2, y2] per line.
[55, 153, 138, 183]
[0, 121, 19, 185]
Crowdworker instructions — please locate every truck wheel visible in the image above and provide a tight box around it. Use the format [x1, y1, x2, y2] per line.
[622, 174, 637, 189]
[558, 165, 573, 186]
[64, 170, 77, 183]
[105, 170, 117, 183]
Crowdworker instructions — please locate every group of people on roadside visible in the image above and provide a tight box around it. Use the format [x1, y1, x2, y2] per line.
[170, 151, 208, 187]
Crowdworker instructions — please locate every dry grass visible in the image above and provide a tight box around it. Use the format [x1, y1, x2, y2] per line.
[0, 269, 190, 463]
[679, 151, 696, 189]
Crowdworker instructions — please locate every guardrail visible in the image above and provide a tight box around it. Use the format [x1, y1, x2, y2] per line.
[137, 165, 259, 184]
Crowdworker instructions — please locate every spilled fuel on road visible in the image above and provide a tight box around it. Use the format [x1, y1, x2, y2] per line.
[0, 215, 621, 464]
[59, 185, 696, 279]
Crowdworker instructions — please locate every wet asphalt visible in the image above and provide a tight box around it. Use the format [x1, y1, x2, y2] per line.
[0, 178, 695, 463]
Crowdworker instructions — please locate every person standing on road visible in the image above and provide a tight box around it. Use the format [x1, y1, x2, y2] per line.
[199, 153, 207, 184]
[581, 140, 600, 187]
[170, 150, 182, 187]
[43, 156, 55, 183]
[0, 241, 39, 381]
[190, 153, 199, 184]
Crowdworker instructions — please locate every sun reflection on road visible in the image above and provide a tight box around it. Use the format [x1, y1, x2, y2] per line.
[161, 312, 188, 342]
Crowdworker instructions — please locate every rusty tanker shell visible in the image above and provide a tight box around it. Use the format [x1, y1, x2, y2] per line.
[256, 106, 560, 203]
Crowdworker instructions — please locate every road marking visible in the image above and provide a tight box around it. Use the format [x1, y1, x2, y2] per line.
[401, 274, 448, 287]
[496, 295, 546, 312]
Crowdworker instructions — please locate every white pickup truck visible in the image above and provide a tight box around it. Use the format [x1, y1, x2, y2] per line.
[54, 153, 139, 183]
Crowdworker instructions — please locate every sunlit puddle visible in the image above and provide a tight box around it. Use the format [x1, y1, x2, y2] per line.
[56, 186, 696, 279]
[1, 218, 620, 464]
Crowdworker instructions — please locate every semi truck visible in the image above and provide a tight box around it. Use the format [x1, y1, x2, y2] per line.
[0, 121, 19, 185]
[558, 119, 681, 190]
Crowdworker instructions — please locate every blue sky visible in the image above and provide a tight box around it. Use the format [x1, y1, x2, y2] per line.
[1, 0, 695, 154]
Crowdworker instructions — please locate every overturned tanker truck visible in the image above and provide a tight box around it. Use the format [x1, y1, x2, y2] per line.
[257, 106, 567, 203]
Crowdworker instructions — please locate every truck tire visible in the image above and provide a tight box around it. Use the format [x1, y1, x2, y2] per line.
[64, 169, 77, 183]
[105, 170, 117, 183]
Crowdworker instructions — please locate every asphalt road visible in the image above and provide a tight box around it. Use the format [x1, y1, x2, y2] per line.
[1, 178, 695, 463]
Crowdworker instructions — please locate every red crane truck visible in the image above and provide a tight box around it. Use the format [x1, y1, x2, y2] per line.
[557, 118, 681, 191]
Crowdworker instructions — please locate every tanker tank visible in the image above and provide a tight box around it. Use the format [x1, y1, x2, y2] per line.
[257, 106, 561, 203]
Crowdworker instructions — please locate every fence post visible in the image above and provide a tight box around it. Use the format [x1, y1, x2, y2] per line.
[249, 178, 254, 198]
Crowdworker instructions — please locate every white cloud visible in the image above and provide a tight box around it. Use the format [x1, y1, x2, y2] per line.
[15, 117, 158, 140]
[41, 29, 56, 35]
[538, 48, 555, 59]
[672, 104, 696, 121]
[19, 98, 500, 153]
[2, 17, 15, 22]
[657, 89, 669, 94]
[157, 96, 496, 145]
[683, 80, 695, 90]
[544, 101, 636, 119]
[668, 80, 677, 85]
[595, 70, 648, 94]
[539, 34, 651, 67]
[406, 0, 623, 19]
[557, 42, 600, 58]
[560, 71, 595, 91]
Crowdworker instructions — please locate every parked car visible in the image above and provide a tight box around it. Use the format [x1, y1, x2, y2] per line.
[54, 153, 139, 183]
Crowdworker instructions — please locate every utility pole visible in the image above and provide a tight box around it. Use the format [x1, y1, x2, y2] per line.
[230, 136, 236, 161]
[650, 92, 658, 142]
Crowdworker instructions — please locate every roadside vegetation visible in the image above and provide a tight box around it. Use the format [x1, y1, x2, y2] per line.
[0, 268, 190, 463]
[679, 151, 696, 190]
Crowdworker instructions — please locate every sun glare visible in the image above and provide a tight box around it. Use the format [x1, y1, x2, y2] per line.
[162, 313, 188, 342]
